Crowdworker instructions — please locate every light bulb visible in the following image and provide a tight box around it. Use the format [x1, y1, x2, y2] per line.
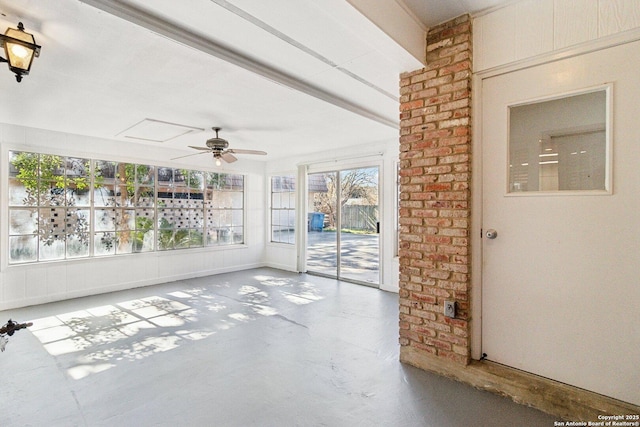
[10, 44, 29, 59]
[215, 158, 222, 166]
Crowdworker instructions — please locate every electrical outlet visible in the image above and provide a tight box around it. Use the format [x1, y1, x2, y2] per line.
[444, 300, 456, 318]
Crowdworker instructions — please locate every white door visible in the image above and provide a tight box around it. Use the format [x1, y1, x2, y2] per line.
[481, 41, 640, 405]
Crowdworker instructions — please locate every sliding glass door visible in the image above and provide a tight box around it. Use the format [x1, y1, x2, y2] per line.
[306, 167, 379, 286]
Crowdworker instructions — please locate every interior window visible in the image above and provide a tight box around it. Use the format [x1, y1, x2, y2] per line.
[508, 90, 608, 193]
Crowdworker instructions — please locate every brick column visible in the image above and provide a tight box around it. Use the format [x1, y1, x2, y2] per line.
[398, 15, 472, 366]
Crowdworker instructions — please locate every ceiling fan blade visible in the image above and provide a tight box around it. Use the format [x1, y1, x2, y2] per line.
[227, 149, 267, 155]
[171, 151, 210, 160]
[188, 145, 213, 151]
[221, 152, 238, 163]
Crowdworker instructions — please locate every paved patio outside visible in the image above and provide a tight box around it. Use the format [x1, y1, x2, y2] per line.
[307, 230, 379, 285]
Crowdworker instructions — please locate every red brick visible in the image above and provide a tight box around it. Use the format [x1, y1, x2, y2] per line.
[411, 88, 438, 100]
[411, 342, 438, 355]
[426, 94, 453, 106]
[401, 116, 423, 127]
[412, 139, 439, 150]
[412, 209, 438, 218]
[399, 313, 424, 325]
[438, 332, 468, 347]
[400, 99, 424, 111]
[400, 133, 423, 144]
[439, 60, 471, 76]
[425, 338, 453, 351]
[399, 14, 472, 367]
[411, 292, 438, 304]
[439, 350, 469, 365]
[400, 329, 424, 342]
[413, 325, 437, 337]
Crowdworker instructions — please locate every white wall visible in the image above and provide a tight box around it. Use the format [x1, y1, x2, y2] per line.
[474, 0, 640, 72]
[0, 122, 400, 311]
[0, 123, 266, 310]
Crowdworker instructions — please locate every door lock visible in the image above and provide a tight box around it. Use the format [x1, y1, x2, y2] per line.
[485, 229, 498, 239]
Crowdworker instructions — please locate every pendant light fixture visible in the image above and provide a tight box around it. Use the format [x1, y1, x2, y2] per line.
[0, 22, 41, 82]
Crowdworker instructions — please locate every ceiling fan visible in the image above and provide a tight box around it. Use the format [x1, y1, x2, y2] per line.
[172, 127, 267, 165]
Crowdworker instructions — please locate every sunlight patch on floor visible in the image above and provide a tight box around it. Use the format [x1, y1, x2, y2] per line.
[26, 277, 325, 380]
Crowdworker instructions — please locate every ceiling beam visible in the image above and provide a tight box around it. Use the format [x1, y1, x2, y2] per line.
[78, 0, 398, 129]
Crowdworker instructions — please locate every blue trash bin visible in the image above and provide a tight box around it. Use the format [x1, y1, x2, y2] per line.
[308, 212, 325, 231]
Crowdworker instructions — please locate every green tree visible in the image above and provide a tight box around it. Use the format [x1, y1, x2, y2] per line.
[312, 168, 378, 230]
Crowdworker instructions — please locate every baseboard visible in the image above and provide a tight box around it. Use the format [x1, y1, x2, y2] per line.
[400, 346, 640, 421]
[0, 263, 266, 311]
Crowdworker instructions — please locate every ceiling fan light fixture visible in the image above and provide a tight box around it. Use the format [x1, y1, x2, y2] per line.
[0, 22, 41, 82]
[170, 127, 267, 164]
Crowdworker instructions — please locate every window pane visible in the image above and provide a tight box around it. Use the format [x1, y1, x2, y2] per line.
[39, 238, 65, 261]
[220, 210, 232, 226]
[9, 177, 33, 206]
[95, 209, 116, 231]
[509, 90, 607, 193]
[189, 229, 204, 247]
[9, 235, 37, 263]
[9, 152, 39, 206]
[67, 234, 89, 258]
[39, 207, 65, 243]
[95, 232, 116, 256]
[136, 164, 155, 185]
[191, 210, 204, 228]
[206, 229, 218, 246]
[272, 192, 281, 209]
[230, 192, 243, 209]
[66, 209, 90, 238]
[95, 160, 116, 180]
[231, 175, 244, 190]
[9, 209, 37, 234]
[116, 210, 135, 231]
[206, 209, 220, 229]
[231, 211, 243, 227]
[133, 229, 154, 253]
[174, 229, 190, 249]
[136, 209, 154, 227]
[218, 228, 233, 244]
[158, 209, 175, 229]
[41, 183, 66, 206]
[116, 232, 133, 254]
[136, 186, 155, 207]
[230, 227, 243, 244]
[66, 157, 91, 206]
[158, 230, 174, 250]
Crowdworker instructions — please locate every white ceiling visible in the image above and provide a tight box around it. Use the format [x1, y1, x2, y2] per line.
[0, 0, 506, 165]
[401, 0, 507, 27]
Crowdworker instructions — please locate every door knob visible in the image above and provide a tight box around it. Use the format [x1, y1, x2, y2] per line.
[485, 229, 498, 239]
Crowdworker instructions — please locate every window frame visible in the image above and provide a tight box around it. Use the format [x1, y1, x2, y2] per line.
[269, 175, 296, 245]
[7, 149, 247, 265]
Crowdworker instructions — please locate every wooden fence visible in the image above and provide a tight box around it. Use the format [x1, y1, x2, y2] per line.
[341, 205, 378, 231]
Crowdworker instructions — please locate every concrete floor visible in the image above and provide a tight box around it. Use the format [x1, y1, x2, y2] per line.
[0, 268, 558, 426]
